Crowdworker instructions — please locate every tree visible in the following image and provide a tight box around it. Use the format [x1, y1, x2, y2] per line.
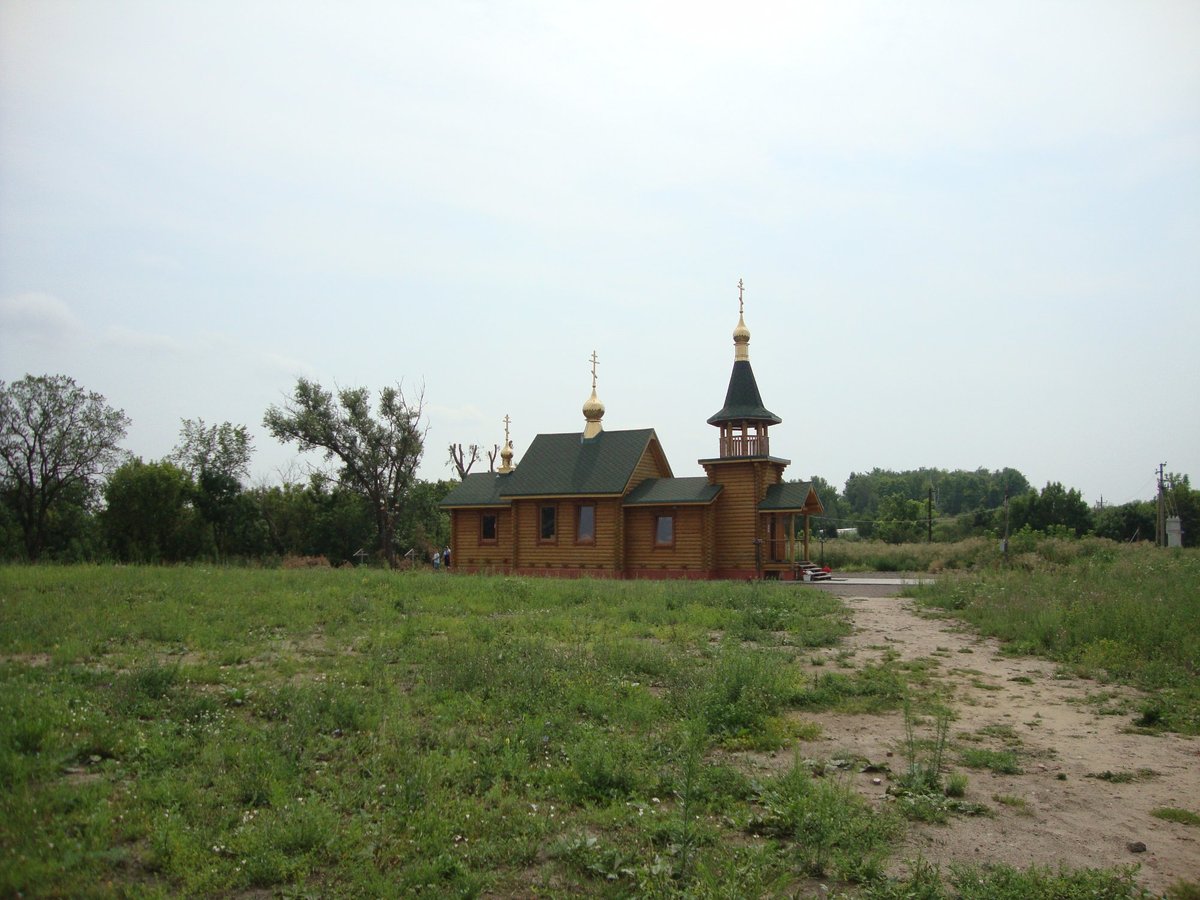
[264, 379, 425, 567]
[1164, 473, 1198, 548]
[250, 475, 374, 564]
[102, 459, 205, 562]
[395, 478, 455, 555]
[170, 419, 255, 558]
[448, 442, 480, 480]
[874, 493, 925, 544]
[805, 475, 843, 538]
[1006, 482, 1092, 537]
[0, 375, 129, 561]
[170, 418, 253, 482]
[1093, 501, 1155, 543]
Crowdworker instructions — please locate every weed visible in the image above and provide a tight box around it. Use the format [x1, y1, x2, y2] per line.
[960, 748, 1022, 775]
[944, 773, 969, 798]
[1168, 879, 1200, 900]
[795, 663, 907, 714]
[1151, 807, 1200, 826]
[949, 861, 1151, 899]
[684, 644, 795, 748]
[749, 754, 901, 881]
[565, 726, 649, 803]
[1086, 768, 1158, 784]
[976, 723, 1022, 745]
[890, 704, 987, 821]
[868, 858, 1153, 899]
[900, 702, 951, 794]
[992, 793, 1034, 816]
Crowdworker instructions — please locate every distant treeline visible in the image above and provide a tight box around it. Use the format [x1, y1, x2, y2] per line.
[2, 374, 1195, 564]
[0, 464, 454, 566]
[804, 466, 1197, 547]
[0, 374, 450, 566]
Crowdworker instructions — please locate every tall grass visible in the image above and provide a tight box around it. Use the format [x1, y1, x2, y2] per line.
[822, 534, 1125, 573]
[911, 545, 1200, 733]
[0, 565, 858, 896]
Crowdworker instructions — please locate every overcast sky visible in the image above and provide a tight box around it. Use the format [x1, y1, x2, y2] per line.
[2, 1, 1197, 507]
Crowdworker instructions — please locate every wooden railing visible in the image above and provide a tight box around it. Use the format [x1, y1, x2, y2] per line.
[722, 433, 769, 457]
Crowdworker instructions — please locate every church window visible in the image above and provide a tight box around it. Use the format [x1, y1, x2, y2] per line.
[540, 505, 557, 542]
[655, 515, 675, 548]
[480, 513, 498, 544]
[576, 504, 595, 544]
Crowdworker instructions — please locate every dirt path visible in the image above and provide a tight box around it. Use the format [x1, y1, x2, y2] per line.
[798, 585, 1200, 894]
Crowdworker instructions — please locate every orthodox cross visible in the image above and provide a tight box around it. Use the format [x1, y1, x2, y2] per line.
[737, 278, 745, 315]
[589, 350, 600, 390]
[503, 414, 511, 444]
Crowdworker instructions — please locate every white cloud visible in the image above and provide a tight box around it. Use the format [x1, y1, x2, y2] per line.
[0, 292, 85, 338]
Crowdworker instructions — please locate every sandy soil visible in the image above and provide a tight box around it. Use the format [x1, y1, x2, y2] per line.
[792, 581, 1200, 895]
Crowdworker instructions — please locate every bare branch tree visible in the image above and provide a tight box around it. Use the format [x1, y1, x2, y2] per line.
[485, 443, 500, 473]
[448, 442, 480, 480]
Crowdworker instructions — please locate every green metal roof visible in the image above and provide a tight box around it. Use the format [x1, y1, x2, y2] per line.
[439, 471, 513, 508]
[624, 477, 722, 506]
[499, 428, 666, 497]
[707, 360, 782, 426]
[759, 481, 823, 513]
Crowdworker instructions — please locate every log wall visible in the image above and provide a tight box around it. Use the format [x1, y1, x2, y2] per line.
[703, 459, 786, 572]
[624, 506, 707, 572]
[511, 497, 623, 571]
[451, 508, 513, 571]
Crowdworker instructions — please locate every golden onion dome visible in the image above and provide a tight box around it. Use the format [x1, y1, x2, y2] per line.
[733, 312, 750, 345]
[583, 387, 605, 422]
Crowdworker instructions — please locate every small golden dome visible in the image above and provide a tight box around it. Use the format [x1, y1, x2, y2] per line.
[498, 438, 515, 474]
[733, 312, 750, 346]
[583, 388, 605, 422]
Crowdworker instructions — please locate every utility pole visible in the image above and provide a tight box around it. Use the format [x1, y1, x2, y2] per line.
[1002, 485, 1010, 559]
[1157, 462, 1167, 548]
[927, 484, 933, 543]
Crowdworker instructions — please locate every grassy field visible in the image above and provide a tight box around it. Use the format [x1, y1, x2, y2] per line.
[820, 534, 1129, 574]
[0, 564, 1174, 897]
[910, 545, 1200, 735]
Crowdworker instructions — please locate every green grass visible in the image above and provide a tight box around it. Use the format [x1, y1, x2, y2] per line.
[910, 544, 1200, 734]
[0, 564, 1167, 896]
[866, 858, 1155, 899]
[748, 757, 903, 883]
[960, 748, 1023, 775]
[1, 565, 857, 895]
[1086, 768, 1159, 784]
[825, 534, 1139, 575]
[823, 537, 1000, 573]
[1151, 807, 1200, 827]
[993, 793, 1034, 816]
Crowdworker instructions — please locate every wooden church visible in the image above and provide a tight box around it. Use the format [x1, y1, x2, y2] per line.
[439, 286, 824, 580]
